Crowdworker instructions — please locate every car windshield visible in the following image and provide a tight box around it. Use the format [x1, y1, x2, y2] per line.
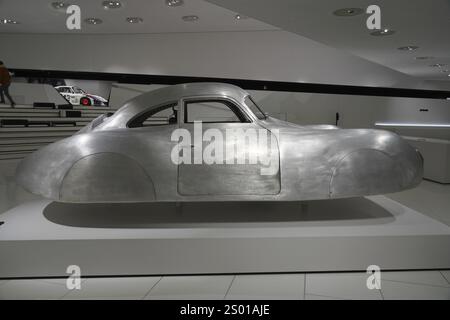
[73, 87, 85, 94]
[244, 96, 266, 120]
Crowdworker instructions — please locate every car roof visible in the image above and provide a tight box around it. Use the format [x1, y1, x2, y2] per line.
[100, 82, 252, 129]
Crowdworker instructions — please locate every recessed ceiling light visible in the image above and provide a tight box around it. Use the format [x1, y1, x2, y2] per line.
[51, 1, 70, 10]
[84, 18, 103, 25]
[126, 17, 143, 24]
[397, 46, 419, 51]
[182, 15, 199, 22]
[235, 14, 248, 20]
[333, 8, 364, 16]
[429, 63, 446, 68]
[415, 56, 434, 60]
[370, 28, 395, 36]
[166, 0, 184, 7]
[102, 1, 122, 9]
[1, 19, 19, 24]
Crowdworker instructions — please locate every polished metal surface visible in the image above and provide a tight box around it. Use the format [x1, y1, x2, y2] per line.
[16, 82, 423, 203]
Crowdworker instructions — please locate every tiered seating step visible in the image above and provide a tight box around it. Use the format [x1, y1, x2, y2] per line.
[0, 104, 114, 160]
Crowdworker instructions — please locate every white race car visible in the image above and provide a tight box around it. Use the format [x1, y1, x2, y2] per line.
[55, 86, 108, 107]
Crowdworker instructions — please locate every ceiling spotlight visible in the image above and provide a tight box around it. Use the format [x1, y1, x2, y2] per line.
[126, 17, 143, 24]
[415, 56, 433, 60]
[84, 18, 103, 25]
[235, 14, 248, 20]
[1, 19, 19, 24]
[182, 15, 199, 22]
[166, 0, 184, 7]
[51, 1, 70, 10]
[370, 28, 395, 36]
[333, 8, 363, 16]
[429, 63, 446, 68]
[397, 46, 419, 51]
[102, 1, 122, 9]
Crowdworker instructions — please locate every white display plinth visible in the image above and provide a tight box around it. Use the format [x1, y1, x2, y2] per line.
[403, 136, 450, 184]
[1, 196, 449, 278]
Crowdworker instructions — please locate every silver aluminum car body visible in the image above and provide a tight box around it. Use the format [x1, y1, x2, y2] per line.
[16, 82, 423, 203]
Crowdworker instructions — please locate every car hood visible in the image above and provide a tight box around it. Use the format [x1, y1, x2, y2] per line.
[86, 94, 108, 102]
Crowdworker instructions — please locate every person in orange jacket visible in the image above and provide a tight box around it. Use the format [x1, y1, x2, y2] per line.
[0, 61, 16, 107]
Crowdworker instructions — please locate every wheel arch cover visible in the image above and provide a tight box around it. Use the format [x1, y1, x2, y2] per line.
[59, 152, 156, 203]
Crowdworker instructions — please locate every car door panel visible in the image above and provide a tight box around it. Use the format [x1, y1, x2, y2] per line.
[177, 121, 280, 196]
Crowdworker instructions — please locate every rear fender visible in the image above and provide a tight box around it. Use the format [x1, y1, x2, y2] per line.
[60, 152, 156, 203]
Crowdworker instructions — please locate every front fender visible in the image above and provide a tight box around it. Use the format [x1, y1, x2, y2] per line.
[329, 149, 404, 198]
[329, 145, 423, 198]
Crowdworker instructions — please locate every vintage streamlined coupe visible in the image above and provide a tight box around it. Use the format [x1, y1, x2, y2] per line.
[16, 83, 423, 203]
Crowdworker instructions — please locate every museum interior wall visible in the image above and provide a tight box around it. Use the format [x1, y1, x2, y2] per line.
[1, 27, 449, 215]
[0, 31, 445, 90]
[8, 81, 450, 138]
[3, 29, 449, 141]
[3, 83, 68, 105]
[1, 28, 449, 279]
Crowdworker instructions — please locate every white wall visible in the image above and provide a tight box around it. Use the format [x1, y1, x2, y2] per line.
[250, 91, 450, 126]
[6, 83, 67, 105]
[248, 91, 450, 140]
[3, 30, 448, 138]
[0, 31, 441, 90]
[109, 83, 167, 109]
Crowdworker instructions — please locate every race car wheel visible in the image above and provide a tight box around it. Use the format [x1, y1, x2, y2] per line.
[80, 97, 91, 106]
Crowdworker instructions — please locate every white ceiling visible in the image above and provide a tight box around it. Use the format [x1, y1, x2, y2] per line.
[1, 0, 449, 82]
[206, 0, 450, 81]
[0, 0, 278, 33]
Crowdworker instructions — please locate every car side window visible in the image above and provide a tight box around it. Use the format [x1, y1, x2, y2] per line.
[184, 99, 248, 123]
[128, 103, 178, 128]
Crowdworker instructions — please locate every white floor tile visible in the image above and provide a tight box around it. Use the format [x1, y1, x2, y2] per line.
[62, 276, 161, 300]
[0, 279, 70, 300]
[305, 294, 343, 300]
[440, 270, 450, 284]
[381, 271, 449, 287]
[305, 273, 382, 300]
[225, 274, 305, 300]
[145, 275, 233, 300]
[381, 281, 450, 300]
[0, 280, 8, 286]
[40, 278, 85, 287]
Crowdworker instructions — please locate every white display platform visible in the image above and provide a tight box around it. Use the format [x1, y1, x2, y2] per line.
[403, 136, 450, 184]
[1, 196, 450, 278]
